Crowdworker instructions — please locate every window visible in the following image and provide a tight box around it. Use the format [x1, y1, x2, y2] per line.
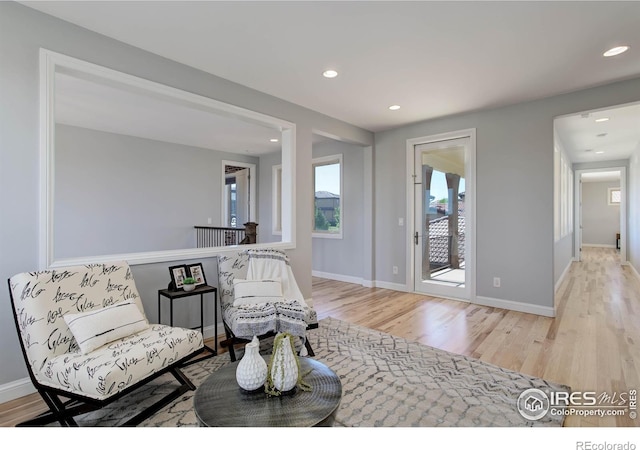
[554, 144, 573, 241]
[312, 154, 343, 238]
[608, 187, 621, 205]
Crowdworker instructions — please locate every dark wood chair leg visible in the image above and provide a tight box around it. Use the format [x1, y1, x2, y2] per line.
[227, 340, 237, 362]
[304, 338, 315, 357]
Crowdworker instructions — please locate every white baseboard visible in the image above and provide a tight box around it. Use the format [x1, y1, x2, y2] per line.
[0, 377, 36, 405]
[313, 272, 556, 317]
[555, 259, 574, 293]
[583, 244, 616, 248]
[371, 280, 411, 292]
[629, 262, 640, 281]
[312, 270, 411, 292]
[475, 295, 556, 318]
[203, 323, 223, 340]
[312, 270, 364, 286]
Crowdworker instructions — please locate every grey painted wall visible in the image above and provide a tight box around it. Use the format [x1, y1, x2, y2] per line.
[0, 2, 372, 390]
[312, 140, 365, 279]
[258, 140, 366, 280]
[374, 77, 640, 309]
[581, 181, 620, 247]
[55, 124, 260, 258]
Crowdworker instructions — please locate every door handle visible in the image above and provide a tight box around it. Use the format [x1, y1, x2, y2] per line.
[414, 232, 419, 245]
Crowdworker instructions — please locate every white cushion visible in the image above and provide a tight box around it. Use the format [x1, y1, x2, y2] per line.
[64, 301, 149, 354]
[42, 325, 203, 400]
[233, 278, 284, 307]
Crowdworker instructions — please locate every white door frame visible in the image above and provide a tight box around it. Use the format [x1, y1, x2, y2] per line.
[574, 167, 627, 263]
[221, 160, 257, 228]
[405, 129, 476, 302]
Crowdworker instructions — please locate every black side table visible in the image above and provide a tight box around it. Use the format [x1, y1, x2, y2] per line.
[158, 284, 218, 364]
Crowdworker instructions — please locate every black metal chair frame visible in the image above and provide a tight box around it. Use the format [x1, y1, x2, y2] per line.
[8, 280, 204, 427]
[220, 321, 318, 362]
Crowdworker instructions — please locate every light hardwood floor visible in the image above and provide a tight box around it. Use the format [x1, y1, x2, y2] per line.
[1, 247, 638, 427]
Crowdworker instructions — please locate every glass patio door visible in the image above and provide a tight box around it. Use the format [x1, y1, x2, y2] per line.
[414, 137, 471, 301]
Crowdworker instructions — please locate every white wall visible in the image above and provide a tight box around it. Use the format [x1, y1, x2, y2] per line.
[581, 180, 620, 247]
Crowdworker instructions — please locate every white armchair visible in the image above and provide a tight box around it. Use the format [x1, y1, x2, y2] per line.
[216, 249, 318, 361]
[8, 261, 204, 426]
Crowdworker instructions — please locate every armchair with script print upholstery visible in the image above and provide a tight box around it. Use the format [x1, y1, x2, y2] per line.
[216, 249, 318, 361]
[8, 261, 204, 426]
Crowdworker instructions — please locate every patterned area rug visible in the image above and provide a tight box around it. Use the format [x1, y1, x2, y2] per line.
[72, 317, 569, 427]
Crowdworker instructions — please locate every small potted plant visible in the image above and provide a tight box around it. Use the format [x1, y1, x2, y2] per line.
[182, 277, 196, 291]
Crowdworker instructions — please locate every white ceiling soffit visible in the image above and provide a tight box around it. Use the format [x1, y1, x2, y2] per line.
[55, 72, 282, 155]
[581, 171, 621, 183]
[23, 1, 640, 133]
[554, 102, 640, 164]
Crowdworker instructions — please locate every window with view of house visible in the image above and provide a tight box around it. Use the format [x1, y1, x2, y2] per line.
[313, 154, 342, 238]
[608, 187, 621, 205]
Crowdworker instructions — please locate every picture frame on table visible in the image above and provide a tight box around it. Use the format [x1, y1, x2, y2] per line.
[169, 265, 188, 290]
[187, 263, 207, 286]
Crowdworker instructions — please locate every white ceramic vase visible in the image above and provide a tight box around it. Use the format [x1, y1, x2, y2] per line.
[235, 336, 268, 392]
[270, 334, 299, 393]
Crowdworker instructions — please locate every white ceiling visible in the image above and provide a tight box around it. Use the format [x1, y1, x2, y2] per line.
[554, 102, 640, 163]
[581, 171, 621, 183]
[23, 1, 640, 156]
[55, 72, 283, 155]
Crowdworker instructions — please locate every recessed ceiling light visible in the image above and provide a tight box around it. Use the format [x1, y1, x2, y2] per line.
[597, 133, 608, 137]
[388, 105, 401, 111]
[595, 117, 610, 122]
[595, 151, 605, 154]
[584, 149, 593, 152]
[603, 46, 629, 57]
[322, 69, 338, 78]
[270, 138, 279, 143]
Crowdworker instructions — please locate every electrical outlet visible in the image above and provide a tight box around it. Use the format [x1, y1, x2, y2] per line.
[398, 217, 404, 226]
[207, 217, 212, 224]
[493, 277, 501, 288]
[393, 266, 399, 275]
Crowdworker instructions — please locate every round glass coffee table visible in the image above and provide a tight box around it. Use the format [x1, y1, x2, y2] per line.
[193, 356, 342, 427]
